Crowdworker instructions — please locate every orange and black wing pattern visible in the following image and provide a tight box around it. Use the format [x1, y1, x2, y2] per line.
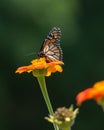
[38, 27, 63, 62]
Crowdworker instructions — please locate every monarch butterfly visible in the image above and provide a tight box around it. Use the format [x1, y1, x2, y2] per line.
[38, 27, 63, 63]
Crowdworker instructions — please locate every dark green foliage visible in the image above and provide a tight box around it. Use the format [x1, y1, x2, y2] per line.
[0, 0, 104, 130]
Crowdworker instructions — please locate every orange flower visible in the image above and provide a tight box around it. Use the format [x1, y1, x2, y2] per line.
[16, 58, 64, 77]
[76, 81, 104, 108]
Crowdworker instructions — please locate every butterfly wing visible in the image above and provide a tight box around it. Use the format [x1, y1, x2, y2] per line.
[38, 27, 63, 62]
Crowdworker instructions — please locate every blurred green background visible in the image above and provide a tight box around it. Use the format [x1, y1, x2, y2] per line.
[0, 0, 104, 130]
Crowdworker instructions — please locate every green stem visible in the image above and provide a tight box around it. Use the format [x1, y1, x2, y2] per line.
[64, 128, 71, 130]
[37, 76, 59, 130]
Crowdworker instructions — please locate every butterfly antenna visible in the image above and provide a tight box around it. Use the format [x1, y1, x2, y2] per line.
[25, 52, 37, 57]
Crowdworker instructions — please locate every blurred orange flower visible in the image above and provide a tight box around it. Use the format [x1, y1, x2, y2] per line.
[16, 58, 64, 77]
[76, 81, 104, 108]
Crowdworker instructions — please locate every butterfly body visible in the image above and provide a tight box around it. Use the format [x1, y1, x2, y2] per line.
[38, 27, 63, 62]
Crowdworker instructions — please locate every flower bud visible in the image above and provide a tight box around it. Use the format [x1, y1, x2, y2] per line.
[45, 105, 79, 130]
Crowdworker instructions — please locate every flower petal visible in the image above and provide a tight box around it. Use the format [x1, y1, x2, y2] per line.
[16, 66, 32, 73]
[16, 58, 64, 77]
[76, 80, 104, 106]
[76, 88, 93, 106]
